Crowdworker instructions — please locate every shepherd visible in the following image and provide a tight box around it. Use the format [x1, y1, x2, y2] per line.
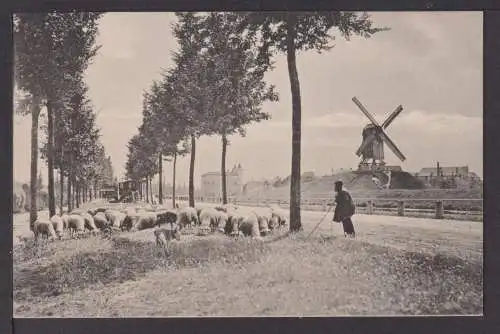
[333, 180, 356, 238]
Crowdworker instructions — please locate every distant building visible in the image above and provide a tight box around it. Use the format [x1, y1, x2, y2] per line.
[242, 180, 268, 195]
[415, 165, 481, 188]
[201, 163, 243, 198]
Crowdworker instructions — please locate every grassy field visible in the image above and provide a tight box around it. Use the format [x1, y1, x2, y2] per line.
[13, 204, 483, 317]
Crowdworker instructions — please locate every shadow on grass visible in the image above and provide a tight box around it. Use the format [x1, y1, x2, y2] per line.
[14, 236, 271, 302]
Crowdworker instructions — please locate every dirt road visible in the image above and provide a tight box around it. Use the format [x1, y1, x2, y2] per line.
[13, 203, 482, 261]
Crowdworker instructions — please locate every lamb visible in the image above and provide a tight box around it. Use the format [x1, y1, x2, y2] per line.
[154, 227, 181, 247]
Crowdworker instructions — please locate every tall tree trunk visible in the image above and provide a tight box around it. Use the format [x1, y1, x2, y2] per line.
[172, 151, 177, 209]
[89, 182, 93, 201]
[159, 153, 163, 205]
[146, 176, 149, 203]
[189, 134, 196, 207]
[59, 167, 64, 215]
[94, 179, 98, 200]
[149, 177, 153, 203]
[139, 180, 143, 200]
[29, 104, 41, 230]
[46, 100, 56, 217]
[286, 14, 302, 232]
[75, 179, 80, 208]
[221, 133, 228, 205]
[67, 169, 72, 212]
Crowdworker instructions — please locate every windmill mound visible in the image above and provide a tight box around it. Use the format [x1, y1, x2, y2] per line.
[239, 169, 426, 201]
[389, 171, 426, 189]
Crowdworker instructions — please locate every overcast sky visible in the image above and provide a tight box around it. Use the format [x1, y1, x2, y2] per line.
[13, 11, 483, 187]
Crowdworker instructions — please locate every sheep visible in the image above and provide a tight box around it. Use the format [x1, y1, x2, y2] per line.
[61, 214, 70, 230]
[250, 208, 272, 236]
[80, 212, 99, 234]
[50, 215, 65, 239]
[268, 205, 288, 230]
[114, 211, 126, 228]
[176, 206, 199, 230]
[224, 208, 246, 237]
[33, 219, 57, 241]
[104, 210, 126, 228]
[93, 212, 109, 230]
[238, 212, 262, 239]
[156, 210, 178, 228]
[198, 207, 219, 235]
[199, 208, 228, 233]
[131, 212, 158, 231]
[67, 214, 86, 238]
[121, 212, 141, 232]
[154, 227, 181, 247]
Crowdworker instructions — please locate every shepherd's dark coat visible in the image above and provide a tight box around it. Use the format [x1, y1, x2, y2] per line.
[333, 190, 355, 223]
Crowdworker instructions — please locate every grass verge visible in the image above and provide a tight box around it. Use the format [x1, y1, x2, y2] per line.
[13, 231, 482, 316]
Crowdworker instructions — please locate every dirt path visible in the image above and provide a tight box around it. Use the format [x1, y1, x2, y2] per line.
[13, 203, 482, 260]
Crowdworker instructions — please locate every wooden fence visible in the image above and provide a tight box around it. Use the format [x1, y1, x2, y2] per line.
[165, 195, 483, 221]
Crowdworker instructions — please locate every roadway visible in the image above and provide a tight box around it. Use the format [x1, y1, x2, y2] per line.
[13, 203, 482, 262]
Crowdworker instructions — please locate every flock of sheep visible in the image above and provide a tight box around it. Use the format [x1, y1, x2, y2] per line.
[30, 202, 289, 247]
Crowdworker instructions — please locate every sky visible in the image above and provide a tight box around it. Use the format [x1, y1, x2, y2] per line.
[13, 11, 483, 188]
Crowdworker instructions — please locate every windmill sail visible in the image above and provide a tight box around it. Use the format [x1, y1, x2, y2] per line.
[381, 105, 403, 129]
[379, 130, 406, 161]
[352, 97, 382, 127]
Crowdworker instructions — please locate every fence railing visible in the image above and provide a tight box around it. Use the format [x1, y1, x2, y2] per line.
[164, 195, 483, 222]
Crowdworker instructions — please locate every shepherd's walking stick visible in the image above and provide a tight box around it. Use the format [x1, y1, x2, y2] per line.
[306, 204, 334, 239]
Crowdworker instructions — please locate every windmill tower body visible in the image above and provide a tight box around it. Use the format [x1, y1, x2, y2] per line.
[361, 124, 385, 164]
[352, 97, 406, 172]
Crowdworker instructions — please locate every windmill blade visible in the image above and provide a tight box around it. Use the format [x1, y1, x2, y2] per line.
[355, 133, 376, 156]
[381, 105, 404, 129]
[352, 96, 382, 127]
[379, 130, 406, 162]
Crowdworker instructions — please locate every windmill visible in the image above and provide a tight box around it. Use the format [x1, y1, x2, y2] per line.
[352, 96, 406, 171]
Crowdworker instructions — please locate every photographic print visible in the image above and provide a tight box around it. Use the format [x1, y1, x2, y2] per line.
[12, 11, 483, 317]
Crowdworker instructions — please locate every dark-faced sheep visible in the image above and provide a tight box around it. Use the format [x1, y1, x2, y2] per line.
[33, 219, 57, 241]
[50, 215, 64, 239]
[156, 210, 178, 228]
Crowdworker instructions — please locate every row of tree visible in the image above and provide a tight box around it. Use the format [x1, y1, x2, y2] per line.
[129, 11, 386, 232]
[14, 12, 114, 228]
[126, 12, 278, 209]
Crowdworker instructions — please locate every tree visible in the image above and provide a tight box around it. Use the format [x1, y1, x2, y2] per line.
[141, 74, 191, 208]
[196, 12, 279, 204]
[170, 13, 217, 207]
[235, 12, 388, 231]
[125, 131, 158, 203]
[14, 12, 102, 220]
[14, 14, 49, 229]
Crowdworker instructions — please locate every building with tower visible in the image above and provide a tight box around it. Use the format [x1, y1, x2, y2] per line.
[201, 163, 244, 198]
